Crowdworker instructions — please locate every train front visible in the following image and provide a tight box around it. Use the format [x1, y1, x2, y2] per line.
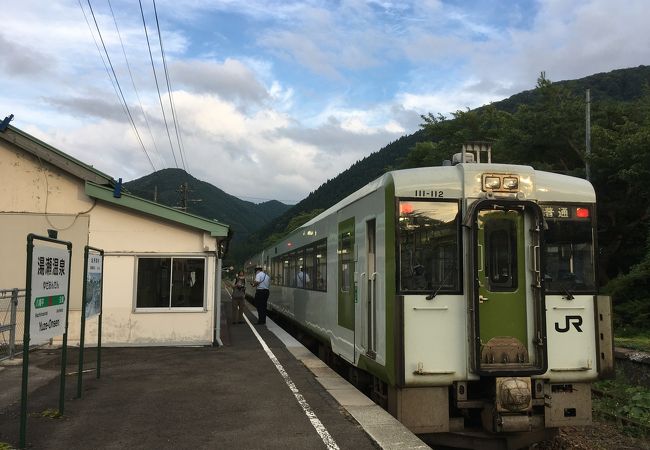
[393, 160, 613, 445]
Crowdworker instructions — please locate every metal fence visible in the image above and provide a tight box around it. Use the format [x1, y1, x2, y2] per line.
[0, 288, 25, 361]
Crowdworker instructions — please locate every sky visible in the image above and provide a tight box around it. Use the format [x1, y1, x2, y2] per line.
[2, 1, 649, 205]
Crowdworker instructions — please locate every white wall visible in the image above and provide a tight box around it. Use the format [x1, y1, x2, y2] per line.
[1, 135, 219, 346]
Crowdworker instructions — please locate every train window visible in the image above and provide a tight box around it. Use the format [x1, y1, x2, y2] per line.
[282, 257, 290, 287]
[398, 201, 460, 293]
[340, 230, 353, 293]
[271, 257, 282, 286]
[288, 251, 298, 288]
[272, 239, 327, 291]
[302, 246, 315, 289]
[543, 205, 595, 293]
[315, 240, 327, 291]
[485, 220, 517, 291]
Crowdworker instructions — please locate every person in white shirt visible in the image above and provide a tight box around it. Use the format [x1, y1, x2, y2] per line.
[252, 266, 270, 325]
[297, 267, 310, 288]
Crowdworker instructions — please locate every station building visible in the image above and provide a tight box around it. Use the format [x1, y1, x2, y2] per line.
[0, 122, 230, 346]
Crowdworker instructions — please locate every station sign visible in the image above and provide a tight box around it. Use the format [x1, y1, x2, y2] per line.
[30, 245, 70, 344]
[85, 250, 103, 318]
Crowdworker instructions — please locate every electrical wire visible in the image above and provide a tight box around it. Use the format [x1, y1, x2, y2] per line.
[138, 0, 179, 169]
[107, 0, 166, 169]
[153, 0, 188, 173]
[85, 0, 157, 173]
[78, 0, 129, 126]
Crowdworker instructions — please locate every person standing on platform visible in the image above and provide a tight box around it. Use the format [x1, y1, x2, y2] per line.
[231, 270, 246, 324]
[252, 266, 270, 325]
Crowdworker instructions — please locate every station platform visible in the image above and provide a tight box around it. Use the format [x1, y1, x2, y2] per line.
[0, 291, 428, 449]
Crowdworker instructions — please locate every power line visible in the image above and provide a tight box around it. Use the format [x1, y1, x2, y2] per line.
[78, 1, 129, 130]
[153, 0, 188, 173]
[138, 0, 179, 169]
[84, 0, 156, 172]
[107, 0, 165, 169]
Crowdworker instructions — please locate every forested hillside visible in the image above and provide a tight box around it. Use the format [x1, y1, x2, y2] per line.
[407, 72, 650, 332]
[124, 168, 290, 254]
[242, 66, 650, 332]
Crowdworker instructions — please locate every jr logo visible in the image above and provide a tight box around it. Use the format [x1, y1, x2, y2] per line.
[555, 315, 583, 333]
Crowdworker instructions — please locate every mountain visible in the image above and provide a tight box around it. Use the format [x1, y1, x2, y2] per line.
[124, 168, 291, 262]
[243, 65, 650, 260]
[493, 65, 650, 112]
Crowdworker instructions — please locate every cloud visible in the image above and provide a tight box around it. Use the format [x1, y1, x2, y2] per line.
[459, 0, 650, 100]
[170, 58, 270, 105]
[4, 0, 650, 206]
[0, 33, 55, 77]
[45, 96, 129, 123]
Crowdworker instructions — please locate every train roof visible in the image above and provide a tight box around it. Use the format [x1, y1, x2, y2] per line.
[299, 163, 595, 230]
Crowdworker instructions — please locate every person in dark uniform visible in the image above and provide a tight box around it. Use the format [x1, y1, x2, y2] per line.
[252, 266, 270, 325]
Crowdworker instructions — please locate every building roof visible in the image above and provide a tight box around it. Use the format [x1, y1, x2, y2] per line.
[1, 123, 229, 238]
[85, 181, 229, 237]
[1, 124, 115, 185]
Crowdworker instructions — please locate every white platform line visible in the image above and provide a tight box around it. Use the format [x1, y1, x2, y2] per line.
[245, 314, 340, 450]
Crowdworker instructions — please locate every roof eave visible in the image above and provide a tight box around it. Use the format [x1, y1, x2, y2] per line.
[85, 181, 229, 238]
[0, 125, 115, 185]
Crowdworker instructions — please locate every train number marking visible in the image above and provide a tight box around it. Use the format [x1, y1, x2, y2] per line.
[415, 190, 444, 198]
[554, 315, 583, 333]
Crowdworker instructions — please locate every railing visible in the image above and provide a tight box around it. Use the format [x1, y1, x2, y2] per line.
[0, 288, 25, 361]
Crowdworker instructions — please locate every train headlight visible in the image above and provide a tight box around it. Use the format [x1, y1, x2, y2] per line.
[484, 176, 501, 190]
[503, 177, 518, 190]
[482, 174, 520, 192]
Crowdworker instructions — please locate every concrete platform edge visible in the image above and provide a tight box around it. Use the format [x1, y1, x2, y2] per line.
[263, 317, 428, 449]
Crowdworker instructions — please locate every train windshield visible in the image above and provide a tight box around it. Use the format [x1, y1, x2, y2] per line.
[542, 204, 596, 293]
[398, 200, 460, 293]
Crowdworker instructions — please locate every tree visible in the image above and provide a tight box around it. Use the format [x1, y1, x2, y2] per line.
[401, 72, 650, 331]
[401, 106, 510, 169]
[499, 72, 585, 173]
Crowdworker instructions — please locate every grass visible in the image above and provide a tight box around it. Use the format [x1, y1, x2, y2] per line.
[615, 334, 650, 352]
[0, 443, 14, 450]
[593, 367, 650, 438]
[30, 408, 63, 419]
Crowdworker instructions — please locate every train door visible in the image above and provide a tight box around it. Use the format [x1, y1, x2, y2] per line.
[472, 201, 546, 375]
[362, 218, 377, 359]
[338, 217, 355, 336]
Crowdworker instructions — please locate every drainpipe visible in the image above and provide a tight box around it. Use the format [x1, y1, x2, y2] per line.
[214, 253, 223, 346]
[213, 230, 232, 346]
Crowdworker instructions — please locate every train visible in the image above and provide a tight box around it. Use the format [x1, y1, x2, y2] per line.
[245, 145, 614, 448]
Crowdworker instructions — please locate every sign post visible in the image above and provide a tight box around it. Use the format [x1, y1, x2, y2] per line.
[20, 233, 72, 449]
[77, 246, 104, 398]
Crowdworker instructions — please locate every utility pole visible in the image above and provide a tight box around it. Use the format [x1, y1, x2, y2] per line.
[585, 89, 591, 181]
[176, 182, 202, 212]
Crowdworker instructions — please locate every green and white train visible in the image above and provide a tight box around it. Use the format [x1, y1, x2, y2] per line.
[247, 149, 613, 447]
